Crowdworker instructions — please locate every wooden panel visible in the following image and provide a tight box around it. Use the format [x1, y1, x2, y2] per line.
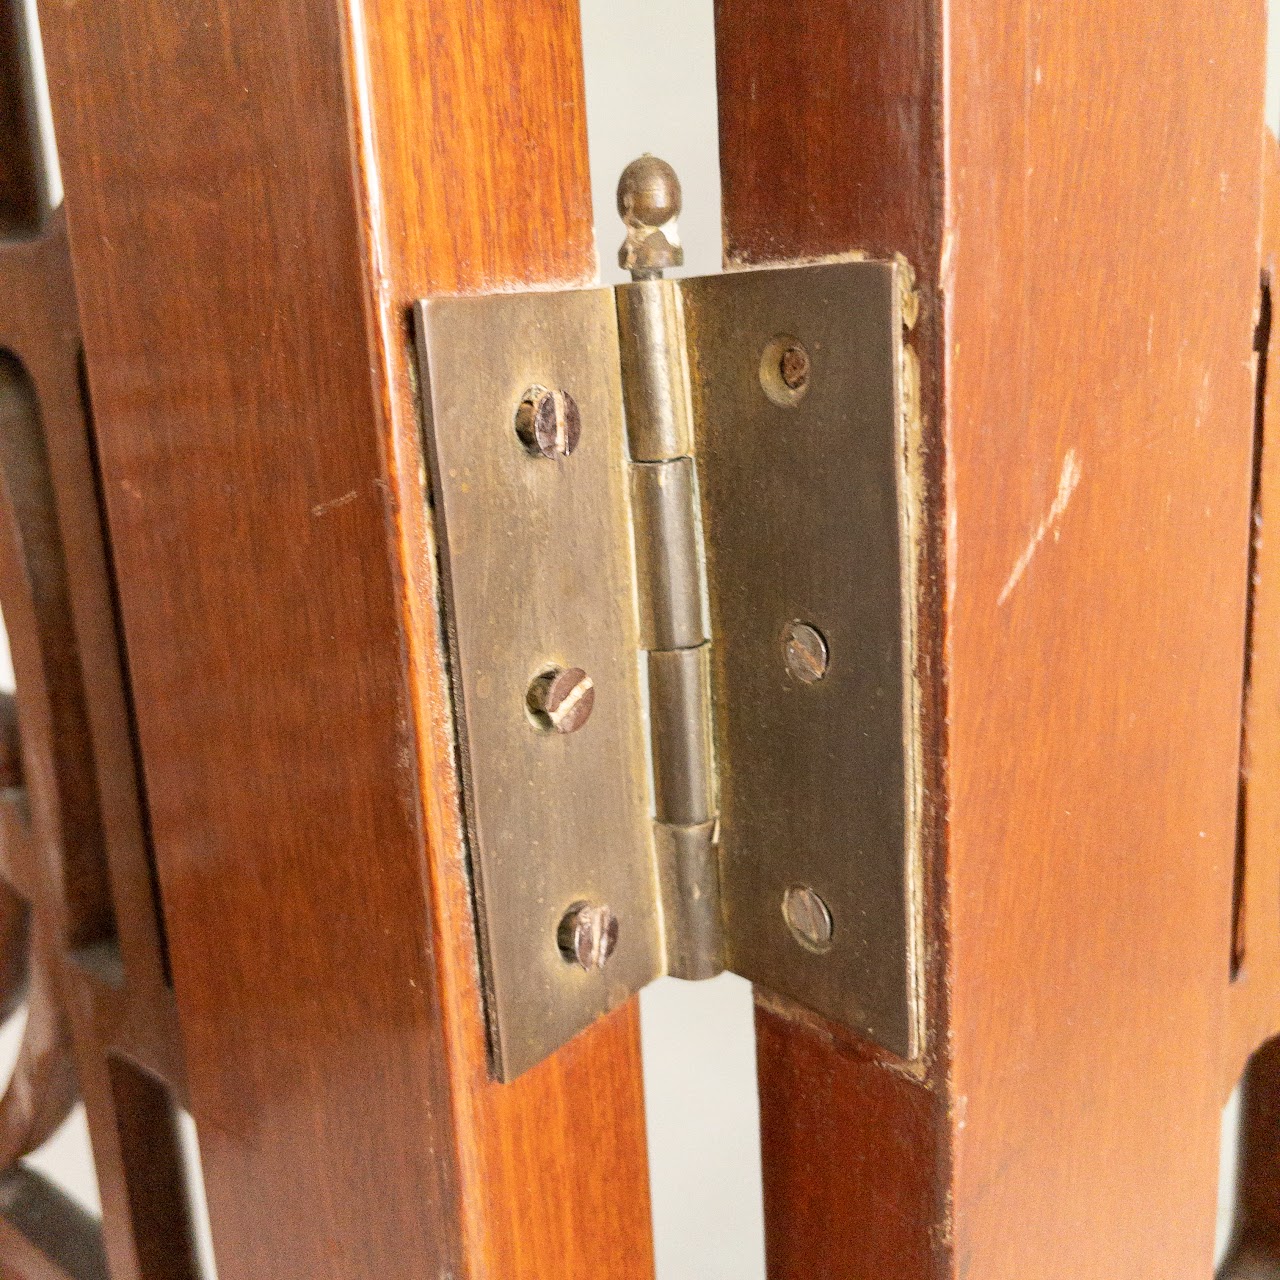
[0, 113, 197, 1275]
[946, 6, 1260, 1271]
[340, 2, 652, 1267]
[718, 0, 1266, 1275]
[716, 5, 949, 1275]
[1227, 130, 1280, 1092]
[38, 0, 653, 1276]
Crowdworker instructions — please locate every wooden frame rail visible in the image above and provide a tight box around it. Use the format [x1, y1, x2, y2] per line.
[1, 3, 202, 1275]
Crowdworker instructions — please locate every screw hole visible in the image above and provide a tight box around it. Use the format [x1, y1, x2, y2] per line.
[759, 335, 811, 407]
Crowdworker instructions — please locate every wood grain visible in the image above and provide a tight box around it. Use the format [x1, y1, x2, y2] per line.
[38, 1, 652, 1275]
[717, 3, 950, 1274]
[0, 103, 197, 1271]
[1226, 130, 1280, 1093]
[718, 0, 1267, 1274]
[350, 3, 653, 1270]
[947, 6, 1261, 1271]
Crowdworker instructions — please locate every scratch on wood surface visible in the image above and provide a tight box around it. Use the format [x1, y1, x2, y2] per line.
[312, 489, 358, 518]
[997, 449, 1082, 606]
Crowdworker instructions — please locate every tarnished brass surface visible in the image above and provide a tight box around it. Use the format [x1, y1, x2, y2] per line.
[415, 290, 661, 1081]
[682, 262, 920, 1059]
[646, 645, 715, 827]
[416, 259, 918, 1076]
[617, 279, 692, 459]
[630, 458, 706, 651]
[655, 821, 723, 981]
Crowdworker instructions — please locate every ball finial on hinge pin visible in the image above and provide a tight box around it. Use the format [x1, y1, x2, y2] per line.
[616, 154, 684, 281]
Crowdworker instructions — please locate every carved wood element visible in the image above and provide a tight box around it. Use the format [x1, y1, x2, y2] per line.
[0, 3, 200, 1275]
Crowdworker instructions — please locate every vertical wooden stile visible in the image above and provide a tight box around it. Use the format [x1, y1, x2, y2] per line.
[36, 1, 655, 1276]
[716, 0, 1268, 1275]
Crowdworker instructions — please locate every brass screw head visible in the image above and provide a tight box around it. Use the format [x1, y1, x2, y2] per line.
[783, 621, 829, 684]
[527, 667, 595, 734]
[782, 885, 834, 953]
[516, 386, 581, 459]
[558, 901, 620, 971]
[759, 334, 812, 407]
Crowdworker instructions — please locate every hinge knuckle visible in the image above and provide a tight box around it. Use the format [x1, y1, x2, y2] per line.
[618, 280, 692, 462]
[656, 821, 724, 981]
[622, 280, 724, 983]
[630, 459, 707, 652]
[646, 645, 715, 827]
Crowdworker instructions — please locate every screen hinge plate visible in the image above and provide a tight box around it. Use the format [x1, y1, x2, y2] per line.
[415, 259, 922, 1081]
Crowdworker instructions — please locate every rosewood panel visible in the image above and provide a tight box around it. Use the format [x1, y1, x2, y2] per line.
[38, 0, 653, 1276]
[718, 0, 1266, 1275]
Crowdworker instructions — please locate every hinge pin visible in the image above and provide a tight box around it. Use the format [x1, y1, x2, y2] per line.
[558, 902, 619, 971]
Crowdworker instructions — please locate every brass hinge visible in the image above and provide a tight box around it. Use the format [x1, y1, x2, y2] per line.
[619, 278, 722, 983]
[414, 167, 922, 1080]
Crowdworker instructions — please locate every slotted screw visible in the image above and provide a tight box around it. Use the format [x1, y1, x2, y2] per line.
[527, 667, 595, 734]
[516, 386, 581, 459]
[558, 902, 619, 971]
[782, 885, 834, 953]
[779, 343, 811, 392]
[784, 621, 829, 684]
